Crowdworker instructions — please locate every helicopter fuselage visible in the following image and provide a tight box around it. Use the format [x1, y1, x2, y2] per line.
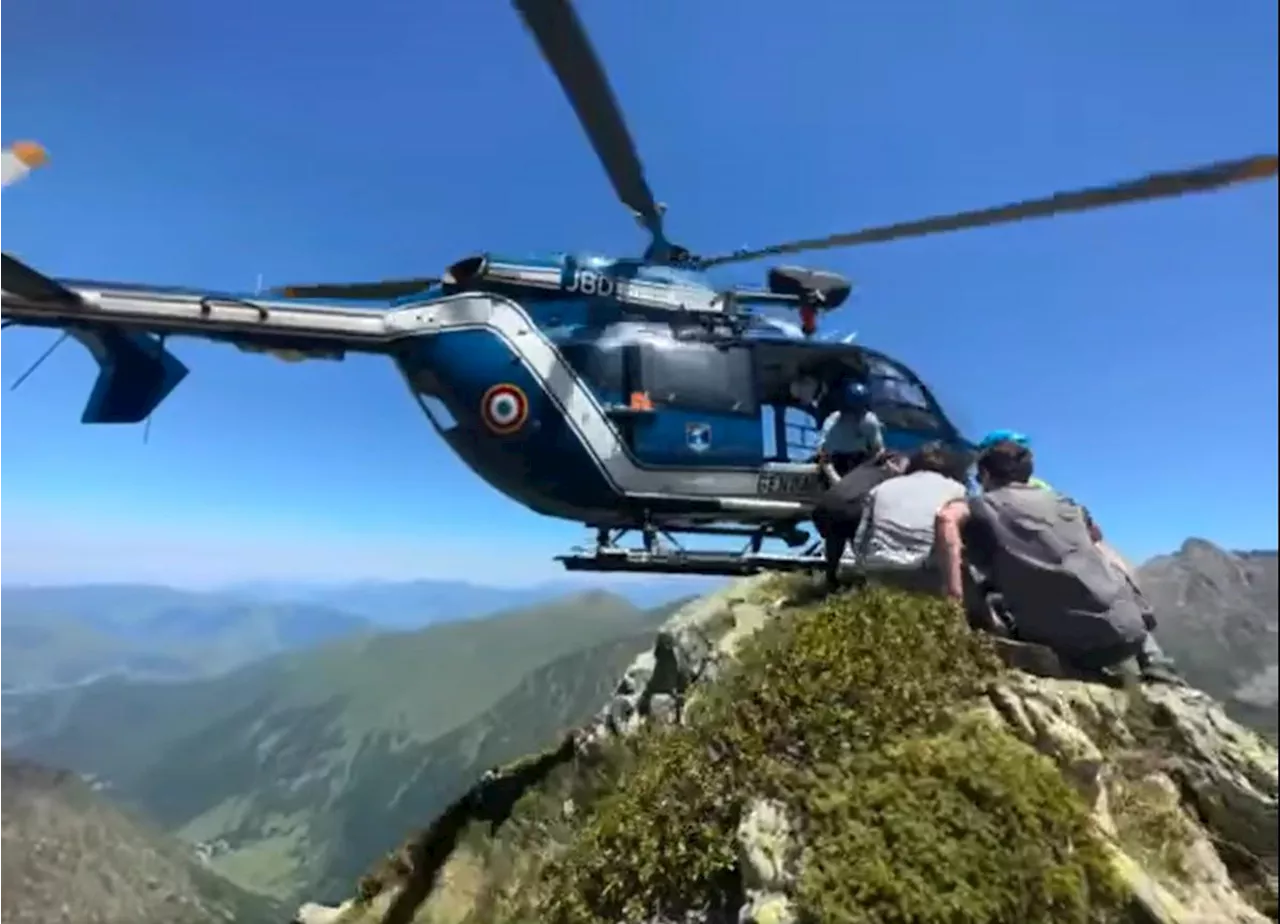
[385, 255, 970, 533]
[398, 290, 792, 529]
[0, 250, 971, 541]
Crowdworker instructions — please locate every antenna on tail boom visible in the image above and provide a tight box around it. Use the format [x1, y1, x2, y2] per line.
[9, 332, 69, 391]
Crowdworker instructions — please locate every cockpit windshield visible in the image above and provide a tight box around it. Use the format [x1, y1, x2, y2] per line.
[865, 356, 930, 409]
[862, 354, 949, 434]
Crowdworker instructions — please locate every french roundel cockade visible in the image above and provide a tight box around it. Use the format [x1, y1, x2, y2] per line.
[481, 383, 529, 434]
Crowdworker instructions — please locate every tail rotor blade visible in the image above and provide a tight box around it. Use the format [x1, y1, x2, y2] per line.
[698, 154, 1279, 269]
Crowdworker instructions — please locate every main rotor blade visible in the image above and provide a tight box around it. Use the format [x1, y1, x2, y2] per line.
[512, 0, 662, 231]
[272, 278, 441, 300]
[698, 154, 1279, 269]
[2, 141, 48, 188]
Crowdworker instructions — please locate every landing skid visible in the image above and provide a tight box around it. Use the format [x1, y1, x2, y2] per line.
[556, 525, 827, 577]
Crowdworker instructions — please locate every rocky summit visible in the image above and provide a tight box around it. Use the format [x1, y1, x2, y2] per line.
[297, 576, 1279, 924]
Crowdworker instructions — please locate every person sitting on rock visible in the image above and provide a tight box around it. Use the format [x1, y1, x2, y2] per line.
[962, 443, 1182, 683]
[977, 431, 1123, 552]
[811, 450, 910, 592]
[976, 428, 1053, 491]
[1063, 510, 1183, 683]
[933, 439, 1159, 677]
[844, 441, 970, 596]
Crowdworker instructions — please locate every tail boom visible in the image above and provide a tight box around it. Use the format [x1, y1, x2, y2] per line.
[2, 254, 421, 424]
[3, 259, 405, 350]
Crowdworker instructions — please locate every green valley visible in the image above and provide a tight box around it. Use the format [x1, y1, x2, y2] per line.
[4, 589, 681, 901]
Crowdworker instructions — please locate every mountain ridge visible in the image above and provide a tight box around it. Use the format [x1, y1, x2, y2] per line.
[2, 590, 686, 900]
[1, 752, 283, 924]
[1137, 540, 1278, 737]
[1, 583, 375, 691]
[215, 576, 722, 627]
[1, 577, 719, 690]
[302, 572, 1279, 924]
[4, 540, 1272, 918]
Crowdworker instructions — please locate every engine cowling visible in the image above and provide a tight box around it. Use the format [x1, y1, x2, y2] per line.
[765, 266, 852, 310]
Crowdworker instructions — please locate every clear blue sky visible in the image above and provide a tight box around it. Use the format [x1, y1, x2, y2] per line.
[2, 0, 1276, 587]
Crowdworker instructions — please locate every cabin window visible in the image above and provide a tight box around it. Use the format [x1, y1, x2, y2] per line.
[880, 403, 945, 433]
[416, 394, 458, 432]
[558, 341, 626, 398]
[640, 343, 758, 416]
[406, 368, 460, 432]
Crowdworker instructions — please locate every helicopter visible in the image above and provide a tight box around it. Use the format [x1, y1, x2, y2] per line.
[2, 1, 1277, 578]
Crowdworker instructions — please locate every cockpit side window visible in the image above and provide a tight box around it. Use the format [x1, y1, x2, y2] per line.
[640, 342, 759, 417]
[558, 340, 626, 403]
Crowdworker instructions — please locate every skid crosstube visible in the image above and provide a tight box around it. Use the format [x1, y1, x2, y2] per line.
[557, 547, 824, 576]
[1, 253, 410, 424]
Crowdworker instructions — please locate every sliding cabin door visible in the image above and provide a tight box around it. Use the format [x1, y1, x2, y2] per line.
[628, 341, 763, 468]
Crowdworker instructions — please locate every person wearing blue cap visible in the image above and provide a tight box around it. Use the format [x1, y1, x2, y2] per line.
[977, 430, 1052, 491]
[974, 430, 1109, 542]
[937, 438, 1181, 683]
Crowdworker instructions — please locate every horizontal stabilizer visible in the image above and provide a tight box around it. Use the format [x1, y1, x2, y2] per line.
[72, 328, 189, 424]
[2, 253, 82, 306]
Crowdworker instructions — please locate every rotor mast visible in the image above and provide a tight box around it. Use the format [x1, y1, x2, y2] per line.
[636, 202, 671, 264]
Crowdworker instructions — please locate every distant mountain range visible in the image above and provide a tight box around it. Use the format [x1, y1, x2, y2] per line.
[219, 575, 723, 625]
[0, 584, 374, 692]
[3, 540, 1271, 907]
[1, 576, 721, 691]
[3, 590, 684, 900]
[1138, 540, 1278, 737]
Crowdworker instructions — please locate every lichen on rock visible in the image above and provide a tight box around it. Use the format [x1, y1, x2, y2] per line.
[304, 575, 1280, 924]
[987, 670, 1278, 923]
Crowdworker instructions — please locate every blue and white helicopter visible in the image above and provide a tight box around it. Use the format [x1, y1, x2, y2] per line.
[3, 0, 1277, 576]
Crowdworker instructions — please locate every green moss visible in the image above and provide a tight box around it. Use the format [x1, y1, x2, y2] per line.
[430, 747, 643, 924]
[1108, 774, 1192, 879]
[706, 581, 1003, 766]
[540, 725, 743, 923]
[798, 724, 1126, 923]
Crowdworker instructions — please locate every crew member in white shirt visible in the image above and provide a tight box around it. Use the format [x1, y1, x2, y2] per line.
[818, 381, 885, 478]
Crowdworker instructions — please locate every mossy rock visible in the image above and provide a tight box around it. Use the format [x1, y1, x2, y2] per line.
[525, 587, 1125, 922]
[798, 722, 1127, 923]
[408, 585, 1130, 923]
